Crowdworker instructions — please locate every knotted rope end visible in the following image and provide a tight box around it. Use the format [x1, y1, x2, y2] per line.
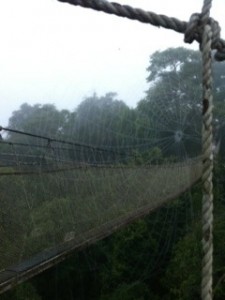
[184, 13, 225, 61]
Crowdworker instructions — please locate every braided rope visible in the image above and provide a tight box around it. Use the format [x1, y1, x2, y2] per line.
[201, 2, 213, 300]
[202, 0, 212, 23]
[57, 0, 225, 61]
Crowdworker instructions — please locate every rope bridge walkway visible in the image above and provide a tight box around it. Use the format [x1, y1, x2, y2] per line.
[0, 127, 202, 293]
[0, 0, 224, 299]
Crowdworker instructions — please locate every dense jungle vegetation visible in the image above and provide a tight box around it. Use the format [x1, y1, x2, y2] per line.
[1, 48, 225, 299]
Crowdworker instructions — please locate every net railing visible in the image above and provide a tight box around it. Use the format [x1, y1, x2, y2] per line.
[0, 127, 202, 293]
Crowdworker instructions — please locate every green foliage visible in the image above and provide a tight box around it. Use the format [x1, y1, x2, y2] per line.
[72, 92, 136, 149]
[26, 197, 75, 253]
[99, 220, 155, 289]
[1, 283, 41, 300]
[129, 147, 163, 165]
[0, 175, 32, 268]
[138, 47, 203, 159]
[8, 103, 70, 140]
[100, 282, 150, 300]
[142, 146, 163, 164]
[163, 223, 202, 300]
[212, 163, 225, 299]
[146, 47, 200, 83]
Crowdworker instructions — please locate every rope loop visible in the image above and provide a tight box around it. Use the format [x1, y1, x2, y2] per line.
[184, 13, 201, 44]
[185, 13, 225, 61]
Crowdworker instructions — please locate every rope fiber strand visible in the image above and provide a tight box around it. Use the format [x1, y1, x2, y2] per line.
[200, 1, 214, 299]
[201, 2, 214, 300]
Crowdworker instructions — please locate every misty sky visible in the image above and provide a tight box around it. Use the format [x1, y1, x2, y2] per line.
[0, 0, 224, 126]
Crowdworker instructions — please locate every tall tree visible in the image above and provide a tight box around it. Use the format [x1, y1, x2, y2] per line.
[7, 103, 70, 141]
[137, 47, 202, 159]
[73, 93, 135, 147]
[137, 47, 225, 159]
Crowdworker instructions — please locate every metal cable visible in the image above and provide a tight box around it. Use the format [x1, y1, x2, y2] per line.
[0, 126, 128, 155]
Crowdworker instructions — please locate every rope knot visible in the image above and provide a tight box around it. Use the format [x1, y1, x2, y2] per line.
[184, 13, 225, 61]
[184, 13, 202, 44]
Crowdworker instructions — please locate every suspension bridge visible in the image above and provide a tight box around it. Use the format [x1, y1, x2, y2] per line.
[1, 0, 225, 299]
[0, 131, 202, 293]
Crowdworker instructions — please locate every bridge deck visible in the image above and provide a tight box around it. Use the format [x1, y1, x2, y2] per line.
[0, 160, 202, 293]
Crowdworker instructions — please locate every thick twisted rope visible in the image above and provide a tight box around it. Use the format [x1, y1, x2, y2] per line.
[57, 0, 225, 61]
[58, 0, 186, 32]
[200, 1, 214, 300]
[201, 24, 213, 300]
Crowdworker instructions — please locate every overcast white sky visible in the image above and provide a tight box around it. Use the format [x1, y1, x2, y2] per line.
[0, 0, 224, 126]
